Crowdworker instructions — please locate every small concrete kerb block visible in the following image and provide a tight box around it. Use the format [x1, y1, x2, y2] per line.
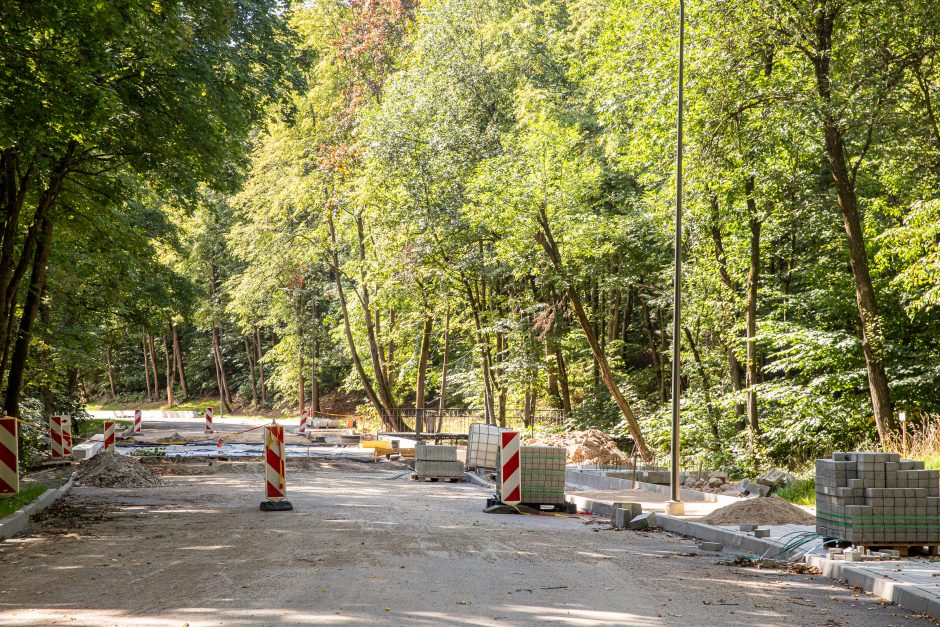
[629, 512, 656, 530]
[698, 541, 723, 552]
[739, 524, 757, 532]
[753, 528, 770, 538]
[613, 504, 643, 529]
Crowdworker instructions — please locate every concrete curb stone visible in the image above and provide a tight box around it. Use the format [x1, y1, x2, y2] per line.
[0, 471, 78, 542]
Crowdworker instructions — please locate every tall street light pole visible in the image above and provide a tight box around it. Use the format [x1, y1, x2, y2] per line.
[666, 0, 686, 516]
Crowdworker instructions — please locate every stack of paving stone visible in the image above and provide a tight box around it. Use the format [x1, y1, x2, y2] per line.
[520, 445, 567, 505]
[414, 444, 465, 479]
[816, 451, 940, 545]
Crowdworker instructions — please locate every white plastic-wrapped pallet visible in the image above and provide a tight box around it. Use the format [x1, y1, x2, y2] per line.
[466, 423, 507, 469]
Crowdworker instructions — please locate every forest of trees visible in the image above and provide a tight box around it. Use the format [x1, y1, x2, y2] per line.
[2, 0, 940, 471]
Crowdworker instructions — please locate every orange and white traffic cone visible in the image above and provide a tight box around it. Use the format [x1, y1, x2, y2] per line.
[260, 420, 292, 512]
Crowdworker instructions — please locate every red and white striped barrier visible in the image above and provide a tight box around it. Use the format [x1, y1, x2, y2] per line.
[133, 409, 142, 433]
[500, 431, 521, 505]
[261, 422, 292, 511]
[298, 409, 309, 434]
[103, 421, 115, 452]
[205, 407, 213, 433]
[62, 416, 72, 457]
[50, 415, 65, 458]
[0, 416, 18, 495]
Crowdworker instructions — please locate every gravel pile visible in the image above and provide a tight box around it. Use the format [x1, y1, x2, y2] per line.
[702, 495, 815, 526]
[76, 452, 165, 488]
[528, 429, 628, 465]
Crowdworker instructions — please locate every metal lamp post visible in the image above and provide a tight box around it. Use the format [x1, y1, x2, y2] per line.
[666, 0, 686, 517]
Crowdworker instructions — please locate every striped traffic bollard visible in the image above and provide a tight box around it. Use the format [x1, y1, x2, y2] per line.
[500, 431, 522, 505]
[0, 415, 18, 495]
[103, 421, 115, 452]
[62, 416, 73, 457]
[133, 409, 142, 433]
[50, 416, 65, 458]
[205, 406, 214, 433]
[298, 409, 309, 434]
[260, 421, 292, 512]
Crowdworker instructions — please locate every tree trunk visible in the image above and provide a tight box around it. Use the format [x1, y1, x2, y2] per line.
[3, 213, 53, 417]
[745, 181, 762, 452]
[327, 212, 394, 427]
[684, 327, 721, 447]
[211, 325, 233, 413]
[439, 302, 450, 413]
[463, 278, 497, 425]
[811, 11, 893, 442]
[163, 334, 173, 407]
[172, 325, 189, 400]
[142, 333, 152, 402]
[535, 208, 652, 463]
[245, 336, 258, 406]
[106, 343, 117, 400]
[553, 342, 573, 416]
[254, 325, 266, 405]
[415, 315, 432, 435]
[642, 300, 666, 404]
[311, 333, 320, 414]
[148, 333, 160, 402]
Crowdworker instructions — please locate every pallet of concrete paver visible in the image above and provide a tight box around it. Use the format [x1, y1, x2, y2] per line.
[816, 451, 940, 545]
[415, 444, 458, 462]
[413, 459, 465, 481]
[518, 445, 566, 506]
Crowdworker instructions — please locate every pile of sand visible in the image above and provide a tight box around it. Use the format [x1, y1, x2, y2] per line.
[701, 495, 815, 526]
[528, 429, 628, 466]
[76, 452, 165, 488]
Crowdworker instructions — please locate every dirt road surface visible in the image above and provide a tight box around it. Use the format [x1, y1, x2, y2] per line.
[0, 459, 927, 626]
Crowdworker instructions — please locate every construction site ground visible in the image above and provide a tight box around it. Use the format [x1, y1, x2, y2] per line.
[0, 457, 929, 626]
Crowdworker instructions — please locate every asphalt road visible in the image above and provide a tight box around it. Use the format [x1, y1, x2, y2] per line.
[0, 458, 927, 626]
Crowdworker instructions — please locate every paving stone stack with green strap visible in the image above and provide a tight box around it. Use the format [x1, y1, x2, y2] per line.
[816, 452, 940, 545]
[520, 445, 566, 505]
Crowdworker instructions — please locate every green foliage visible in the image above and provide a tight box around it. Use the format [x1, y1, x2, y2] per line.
[0, 485, 47, 518]
[775, 477, 816, 507]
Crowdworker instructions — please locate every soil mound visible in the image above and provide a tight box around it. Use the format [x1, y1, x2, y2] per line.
[702, 495, 815, 526]
[77, 452, 165, 488]
[528, 429, 628, 465]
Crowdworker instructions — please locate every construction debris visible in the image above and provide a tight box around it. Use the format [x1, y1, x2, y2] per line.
[628, 512, 656, 530]
[701, 495, 815, 526]
[756, 468, 795, 488]
[527, 429, 627, 466]
[76, 452, 165, 488]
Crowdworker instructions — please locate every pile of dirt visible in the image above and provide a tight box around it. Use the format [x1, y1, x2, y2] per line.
[528, 429, 628, 465]
[76, 452, 165, 488]
[157, 432, 185, 443]
[701, 495, 815, 526]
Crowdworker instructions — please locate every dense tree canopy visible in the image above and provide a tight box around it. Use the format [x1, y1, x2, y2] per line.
[5, 0, 940, 472]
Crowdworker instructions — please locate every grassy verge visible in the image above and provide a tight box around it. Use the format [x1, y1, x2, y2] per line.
[775, 477, 816, 506]
[76, 418, 131, 437]
[0, 485, 47, 518]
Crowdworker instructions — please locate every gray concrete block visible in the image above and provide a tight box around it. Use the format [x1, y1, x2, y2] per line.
[753, 528, 770, 538]
[628, 512, 656, 530]
[698, 541, 723, 552]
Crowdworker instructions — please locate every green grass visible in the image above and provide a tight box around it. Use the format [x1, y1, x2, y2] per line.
[775, 477, 816, 506]
[0, 485, 47, 518]
[76, 418, 131, 437]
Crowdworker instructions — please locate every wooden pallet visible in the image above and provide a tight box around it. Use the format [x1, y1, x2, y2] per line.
[856, 544, 940, 557]
[372, 447, 415, 462]
[411, 473, 464, 483]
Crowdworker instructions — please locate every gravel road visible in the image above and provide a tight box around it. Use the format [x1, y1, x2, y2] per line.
[0, 459, 927, 626]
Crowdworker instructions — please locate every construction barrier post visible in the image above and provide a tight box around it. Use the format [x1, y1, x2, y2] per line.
[50, 416, 64, 459]
[133, 409, 142, 433]
[62, 416, 72, 457]
[205, 407, 213, 433]
[0, 414, 18, 495]
[298, 409, 308, 434]
[103, 421, 115, 452]
[499, 431, 521, 505]
[261, 421, 292, 511]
